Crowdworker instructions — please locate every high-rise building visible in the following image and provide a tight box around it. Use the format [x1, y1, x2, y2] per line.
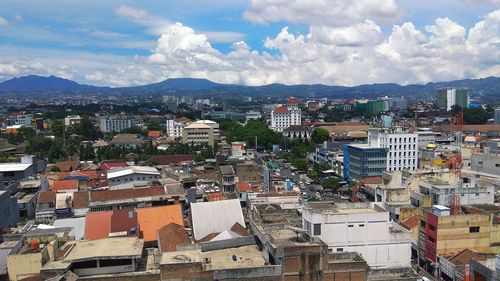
[437, 88, 470, 111]
[99, 117, 134, 133]
[368, 128, 419, 172]
[270, 97, 301, 132]
[494, 108, 500, 124]
[343, 144, 388, 180]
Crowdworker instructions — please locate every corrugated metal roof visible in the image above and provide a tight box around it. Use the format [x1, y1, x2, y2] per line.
[191, 199, 245, 240]
[107, 166, 160, 179]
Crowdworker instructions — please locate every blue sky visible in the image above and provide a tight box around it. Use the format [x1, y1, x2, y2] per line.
[0, 0, 498, 86]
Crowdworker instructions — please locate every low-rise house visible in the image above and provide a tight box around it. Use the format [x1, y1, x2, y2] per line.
[283, 124, 313, 139]
[0, 162, 34, 188]
[137, 204, 184, 245]
[36, 191, 56, 220]
[107, 166, 160, 189]
[110, 134, 142, 148]
[143, 154, 195, 166]
[219, 165, 235, 192]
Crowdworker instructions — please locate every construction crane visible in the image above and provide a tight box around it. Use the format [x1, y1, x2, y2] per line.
[447, 111, 463, 215]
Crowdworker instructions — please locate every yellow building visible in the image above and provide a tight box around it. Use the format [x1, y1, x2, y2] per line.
[182, 123, 214, 147]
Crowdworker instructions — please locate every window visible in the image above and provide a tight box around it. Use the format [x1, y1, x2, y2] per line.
[336, 248, 343, 252]
[420, 220, 426, 228]
[470, 227, 480, 233]
[348, 224, 354, 227]
[359, 224, 365, 227]
[313, 224, 321, 235]
[429, 225, 436, 231]
[428, 236, 435, 243]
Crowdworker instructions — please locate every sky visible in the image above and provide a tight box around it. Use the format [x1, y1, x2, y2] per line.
[0, 0, 498, 87]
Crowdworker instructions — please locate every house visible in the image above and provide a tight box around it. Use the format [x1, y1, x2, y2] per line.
[84, 209, 138, 240]
[143, 154, 195, 166]
[147, 130, 161, 138]
[0, 162, 34, 188]
[190, 199, 245, 241]
[283, 124, 312, 139]
[99, 160, 128, 171]
[109, 134, 142, 148]
[106, 166, 160, 189]
[136, 204, 184, 243]
[219, 165, 235, 193]
[157, 223, 190, 253]
[54, 161, 80, 172]
[36, 191, 56, 220]
[49, 180, 79, 193]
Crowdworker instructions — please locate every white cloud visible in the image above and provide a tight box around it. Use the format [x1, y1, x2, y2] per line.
[310, 20, 383, 46]
[243, 0, 401, 26]
[0, 17, 9, 26]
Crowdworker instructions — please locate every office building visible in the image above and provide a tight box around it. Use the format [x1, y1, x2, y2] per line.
[343, 144, 388, 180]
[302, 202, 411, 269]
[368, 128, 419, 172]
[182, 123, 214, 147]
[437, 88, 470, 111]
[64, 115, 82, 127]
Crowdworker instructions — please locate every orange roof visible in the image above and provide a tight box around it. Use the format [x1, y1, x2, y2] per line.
[400, 214, 419, 230]
[359, 177, 383, 185]
[207, 192, 225, 202]
[50, 180, 78, 191]
[236, 182, 250, 192]
[137, 205, 183, 242]
[148, 130, 161, 138]
[85, 211, 112, 240]
[70, 171, 99, 180]
[274, 106, 289, 113]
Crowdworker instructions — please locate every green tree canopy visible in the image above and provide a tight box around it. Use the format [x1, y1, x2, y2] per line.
[322, 177, 340, 193]
[311, 128, 329, 144]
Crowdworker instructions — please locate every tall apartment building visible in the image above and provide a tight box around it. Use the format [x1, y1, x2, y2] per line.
[182, 123, 214, 146]
[165, 119, 186, 139]
[368, 128, 419, 172]
[495, 108, 500, 124]
[270, 97, 301, 132]
[302, 202, 411, 269]
[437, 88, 470, 111]
[99, 117, 134, 133]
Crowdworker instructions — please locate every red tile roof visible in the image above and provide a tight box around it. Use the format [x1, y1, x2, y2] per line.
[110, 209, 138, 236]
[236, 182, 251, 192]
[148, 130, 162, 138]
[50, 180, 79, 191]
[400, 214, 419, 230]
[157, 223, 190, 252]
[99, 161, 128, 171]
[38, 191, 56, 204]
[55, 161, 80, 172]
[143, 154, 195, 166]
[434, 124, 500, 133]
[448, 249, 486, 265]
[72, 191, 89, 208]
[207, 192, 225, 202]
[90, 186, 166, 202]
[85, 211, 112, 240]
[274, 106, 289, 113]
[359, 177, 383, 185]
[230, 222, 250, 236]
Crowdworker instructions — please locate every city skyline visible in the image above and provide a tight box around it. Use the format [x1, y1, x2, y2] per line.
[0, 0, 499, 87]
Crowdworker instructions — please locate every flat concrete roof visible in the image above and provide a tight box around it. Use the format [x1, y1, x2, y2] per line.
[0, 163, 31, 172]
[161, 245, 266, 270]
[305, 202, 386, 214]
[269, 229, 317, 248]
[63, 237, 143, 262]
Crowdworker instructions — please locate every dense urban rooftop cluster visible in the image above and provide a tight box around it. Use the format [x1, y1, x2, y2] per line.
[0, 87, 500, 281]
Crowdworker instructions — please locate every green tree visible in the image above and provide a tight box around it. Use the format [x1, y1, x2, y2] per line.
[311, 128, 330, 144]
[291, 158, 308, 171]
[147, 122, 161, 131]
[71, 116, 102, 140]
[322, 177, 340, 193]
[79, 144, 95, 161]
[463, 107, 489, 125]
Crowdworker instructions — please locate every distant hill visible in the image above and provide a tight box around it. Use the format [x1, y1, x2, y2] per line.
[0, 75, 107, 92]
[0, 75, 499, 102]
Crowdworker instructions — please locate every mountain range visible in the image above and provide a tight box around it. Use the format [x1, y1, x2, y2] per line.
[0, 75, 499, 102]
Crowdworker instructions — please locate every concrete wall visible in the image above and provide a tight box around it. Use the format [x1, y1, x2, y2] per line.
[108, 173, 160, 189]
[7, 247, 48, 281]
[0, 190, 20, 228]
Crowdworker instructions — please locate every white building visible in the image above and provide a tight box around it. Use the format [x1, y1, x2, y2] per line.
[64, 115, 82, 127]
[368, 128, 419, 172]
[270, 97, 301, 132]
[302, 202, 411, 269]
[14, 114, 33, 126]
[99, 117, 134, 133]
[107, 166, 160, 189]
[165, 119, 186, 139]
[194, 120, 219, 135]
[415, 129, 437, 148]
[246, 110, 262, 121]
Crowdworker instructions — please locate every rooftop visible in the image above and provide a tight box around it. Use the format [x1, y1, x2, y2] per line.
[0, 163, 32, 172]
[63, 237, 144, 262]
[107, 166, 160, 179]
[305, 202, 386, 214]
[160, 245, 266, 270]
[137, 204, 183, 242]
[184, 123, 212, 129]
